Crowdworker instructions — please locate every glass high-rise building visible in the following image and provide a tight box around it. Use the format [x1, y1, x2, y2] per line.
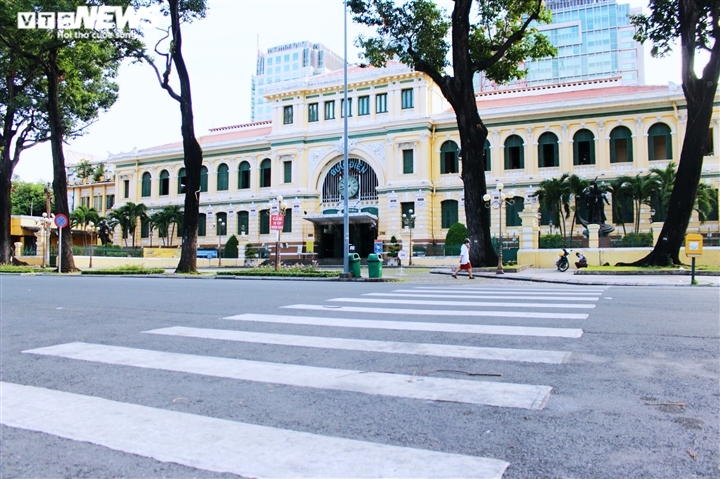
[251, 41, 345, 122]
[527, 0, 644, 85]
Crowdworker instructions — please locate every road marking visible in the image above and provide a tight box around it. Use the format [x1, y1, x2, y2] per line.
[145, 327, 570, 364]
[23, 343, 553, 409]
[329, 297, 596, 309]
[284, 304, 589, 320]
[224, 313, 584, 338]
[1, 382, 509, 479]
[408, 288, 607, 295]
[370, 292, 600, 301]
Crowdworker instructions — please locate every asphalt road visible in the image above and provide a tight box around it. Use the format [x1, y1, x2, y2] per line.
[1, 275, 718, 479]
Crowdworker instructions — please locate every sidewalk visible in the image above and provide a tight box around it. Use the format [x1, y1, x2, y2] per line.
[427, 267, 720, 287]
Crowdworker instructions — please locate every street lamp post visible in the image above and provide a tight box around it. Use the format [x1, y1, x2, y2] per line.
[342, 0, 350, 277]
[35, 212, 54, 268]
[402, 209, 416, 266]
[85, 222, 96, 268]
[269, 195, 288, 271]
[217, 218, 225, 267]
[484, 183, 515, 275]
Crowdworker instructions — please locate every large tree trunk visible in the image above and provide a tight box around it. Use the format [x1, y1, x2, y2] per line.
[0, 155, 12, 263]
[46, 50, 77, 272]
[630, 0, 720, 266]
[169, 0, 202, 274]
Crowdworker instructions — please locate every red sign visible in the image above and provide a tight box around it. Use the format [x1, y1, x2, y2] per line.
[270, 214, 284, 231]
[54, 213, 69, 229]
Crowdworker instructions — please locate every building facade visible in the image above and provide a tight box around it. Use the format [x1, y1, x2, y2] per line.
[75, 63, 719, 259]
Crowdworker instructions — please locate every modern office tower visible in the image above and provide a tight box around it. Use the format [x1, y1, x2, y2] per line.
[529, 0, 644, 85]
[477, 0, 645, 91]
[251, 41, 345, 122]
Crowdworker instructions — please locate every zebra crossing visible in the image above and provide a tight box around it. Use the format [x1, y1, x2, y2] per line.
[2, 283, 608, 478]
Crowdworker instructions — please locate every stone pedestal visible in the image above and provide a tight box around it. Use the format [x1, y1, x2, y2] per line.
[519, 211, 539, 249]
[587, 224, 600, 249]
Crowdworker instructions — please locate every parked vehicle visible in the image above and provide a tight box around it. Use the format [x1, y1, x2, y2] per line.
[556, 248, 570, 272]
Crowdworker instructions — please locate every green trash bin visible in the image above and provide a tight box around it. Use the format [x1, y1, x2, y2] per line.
[367, 253, 383, 278]
[348, 253, 361, 278]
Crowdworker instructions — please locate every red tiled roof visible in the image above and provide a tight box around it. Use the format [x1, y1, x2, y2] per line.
[470, 85, 669, 111]
[140, 124, 272, 154]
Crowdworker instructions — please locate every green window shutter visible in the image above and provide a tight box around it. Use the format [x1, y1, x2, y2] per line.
[483, 140, 491, 171]
[402, 149, 413, 174]
[260, 210, 270, 234]
[283, 161, 292, 183]
[217, 164, 229, 191]
[197, 214, 206, 237]
[237, 211, 249, 235]
[200, 166, 208, 192]
[441, 200, 458, 228]
[282, 209, 292, 233]
[141, 173, 151, 197]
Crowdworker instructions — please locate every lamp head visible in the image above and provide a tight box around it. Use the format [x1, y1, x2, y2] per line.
[496, 183, 504, 191]
[483, 194, 490, 201]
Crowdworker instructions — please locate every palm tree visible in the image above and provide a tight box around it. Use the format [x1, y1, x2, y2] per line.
[109, 205, 132, 247]
[534, 174, 571, 241]
[694, 183, 718, 223]
[606, 177, 631, 236]
[70, 206, 100, 247]
[622, 174, 660, 234]
[649, 162, 677, 221]
[74, 159, 94, 183]
[566, 175, 589, 247]
[162, 205, 184, 247]
[108, 203, 148, 248]
[150, 209, 171, 247]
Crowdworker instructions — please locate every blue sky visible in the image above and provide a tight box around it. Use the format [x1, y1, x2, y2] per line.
[14, 0, 682, 183]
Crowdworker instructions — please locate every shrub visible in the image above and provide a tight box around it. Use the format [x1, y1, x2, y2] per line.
[225, 235, 239, 258]
[539, 234, 565, 249]
[620, 233, 653, 247]
[245, 243, 257, 259]
[445, 223, 467, 246]
[387, 236, 401, 257]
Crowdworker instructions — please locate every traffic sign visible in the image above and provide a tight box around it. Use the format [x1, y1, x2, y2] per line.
[54, 214, 68, 229]
[270, 214, 285, 231]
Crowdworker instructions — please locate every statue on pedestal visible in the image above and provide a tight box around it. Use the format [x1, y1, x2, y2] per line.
[579, 179, 615, 236]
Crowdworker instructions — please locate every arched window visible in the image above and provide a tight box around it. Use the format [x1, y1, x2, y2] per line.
[260, 159, 272, 188]
[506, 196, 525, 227]
[504, 135, 524, 170]
[237, 211, 249, 235]
[177, 168, 186, 194]
[141, 172, 151, 197]
[538, 132, 559, 168]
[217, 163, 229, 191]
[197, 213, 206, 237]
[200, 166, 208, 192]
[159, 170, 170, 196]
[238, 162, 251, 189]
[648, 123, 672, 161]
[440, 141, 459, 174]
[216, 212, 227, 235]
[610, 126, 633, 163]
[483, 140, 491, 171]
[259, 209, 270, 234]
[573, 129, 596, 165]
[441, 200, 458, 228]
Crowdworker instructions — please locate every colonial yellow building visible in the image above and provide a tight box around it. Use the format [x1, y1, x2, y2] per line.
[71, 63, 720, 259]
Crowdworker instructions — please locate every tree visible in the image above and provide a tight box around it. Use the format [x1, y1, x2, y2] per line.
[622, 174, 660, 234]
[534, 174, 570, 241]
[0, 0, 145, 270]
[631, 0, 720, 265]
[69, 205, 100, 247]
[135, 0, 207, 272]
[162, 204, 183, 247]
[606, 177, 631, 236]
[150, 208, 170, 246]
[694, 182, 718, 223]
[224, 234, 239, 259]
[109, 202, 147, 248]
[349, 0, 555, 266]
[73, 159, 94, 182]
[10, 180, 51, 216]
[566, 174, 588, 247]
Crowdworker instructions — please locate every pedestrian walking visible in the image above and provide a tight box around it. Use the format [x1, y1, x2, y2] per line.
[452, 239, 475, 279]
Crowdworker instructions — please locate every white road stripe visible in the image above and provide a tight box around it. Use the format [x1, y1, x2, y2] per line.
[145, 327, 570, 364]
[1, 382, 509, 479]
[285, 304, 589, 320]
[329, 297, 595, 309]
[223, 313, 584, 338]
[406, 288, 607, 295]
[369, 292, 599, 301]
[23, 343, 553, 410]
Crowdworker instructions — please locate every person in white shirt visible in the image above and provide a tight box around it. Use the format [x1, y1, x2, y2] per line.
[452, 238, 475, 279]
[575, 252, 588, 269]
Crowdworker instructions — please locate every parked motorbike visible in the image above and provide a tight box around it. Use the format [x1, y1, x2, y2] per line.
[556, 248, 570, 272]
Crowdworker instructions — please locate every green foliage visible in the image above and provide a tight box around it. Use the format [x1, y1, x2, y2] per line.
[218, 264, 340, 278]
[695, 183, 718, 223]
[349, 0, 555, 85]
[539, 234, 565, 249]
[74, 159, 94, 180]
[109, 202, 148, 248]
[70, 205, 100, 230]
[386, 235, 401, 257]
[10, 181, 51, 216]
[81, 264, 165, 275]
[0, 264, 42, 273]
[445, 223, 467, 246]
[92, 162, 106, 181]
[620, 233, 654, 247]
[224, 235, 239, 259]
[245, 242, 257, 259]
[620, 173, 660, 233]
[534, 174, 570, 238]
[149, 205, 183, 247]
